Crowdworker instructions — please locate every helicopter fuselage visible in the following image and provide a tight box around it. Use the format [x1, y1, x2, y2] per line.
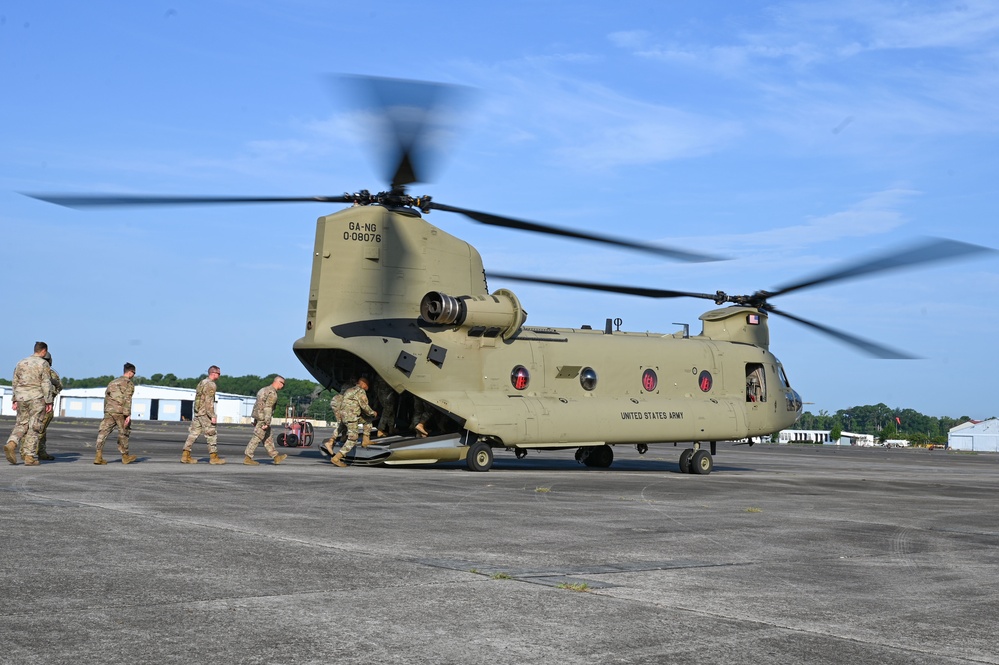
[293, 205, 803, 458]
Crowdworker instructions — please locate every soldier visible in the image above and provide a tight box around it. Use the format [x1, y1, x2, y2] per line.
[373, 374, 398, 438]
[181, 365, 225, 465]
[321, 376, 354, 457]
[243, 375, 289, 466]
[411, 396, 432, 438]
[93, 363, 138, 465]
[4, 342, 54, 466]
[330, 376, 377, 468]
[36, 351, 63, 461]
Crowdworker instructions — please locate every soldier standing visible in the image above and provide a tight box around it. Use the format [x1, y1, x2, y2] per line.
[181, 365, 225, 465]
[330, 376, 377, 468]
[373, 375, 398, 438]
[36, 352, 63, 461]
[321, 376, 354, 457]
[243, 375, 288, 466]
[93, 363, 138, 465]
[4, 342, 53, 466]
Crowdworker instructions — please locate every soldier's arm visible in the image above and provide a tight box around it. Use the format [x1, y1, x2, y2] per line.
[40, 364, 53, 404]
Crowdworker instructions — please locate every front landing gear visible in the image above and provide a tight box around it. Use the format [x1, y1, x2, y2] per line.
[678, 443, 715, 475]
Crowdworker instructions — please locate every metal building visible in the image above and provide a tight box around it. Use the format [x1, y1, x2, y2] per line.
[948, 418, 999, 452]
[56, 385, 256, 424]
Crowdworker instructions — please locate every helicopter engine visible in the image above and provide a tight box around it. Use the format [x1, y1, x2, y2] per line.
[420, 289, 526, 340]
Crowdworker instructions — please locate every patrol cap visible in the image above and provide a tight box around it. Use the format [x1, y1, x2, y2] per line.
[43, 352, 52, 364]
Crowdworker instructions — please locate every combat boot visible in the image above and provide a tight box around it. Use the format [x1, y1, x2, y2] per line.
[4, 441, 17, 465]
[37, 451, 55, 461]
[94, 451, 107, 465]
[415, 423, 429, 438]
[23, 455, 40, 466]
[321, 439, 335, 457]
[243, 455, 259, 466]
[272, 453, 287, 465]
[209, 452, 226, 465]
[181, 450, 197, 464]
[361, 432, 374, 448]
[330, 452, 347, 467]
[121, 453, 137, 465]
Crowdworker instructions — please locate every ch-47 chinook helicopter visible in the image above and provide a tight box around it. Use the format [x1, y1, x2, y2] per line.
[29, 77, 994, 475]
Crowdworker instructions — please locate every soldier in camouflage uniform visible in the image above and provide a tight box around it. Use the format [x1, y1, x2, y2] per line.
[4, 342, 54, 466]
[93, 363, 138, 465]
[330, 376, 377, 467]
[321, 377, 354, 457]
[410, 396, 432, 437]
[36, 351, 63, 460]
[243, 375, 288, 466]
[373, 374, 398, 438]
[181, 365, 225, 465]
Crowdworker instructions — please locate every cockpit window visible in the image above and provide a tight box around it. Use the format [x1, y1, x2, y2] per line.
[746, 363, 766, 403]
[777, 364, 791, 388]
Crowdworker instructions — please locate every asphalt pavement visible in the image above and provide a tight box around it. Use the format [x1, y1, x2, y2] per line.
[2, 417, 997, 664]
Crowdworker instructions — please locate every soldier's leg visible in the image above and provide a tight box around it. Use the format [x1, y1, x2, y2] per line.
[6, 406, 29, 464]
[37, 410, 55, 459]
[116, 416, 136, 463]
[21, 400, 47, 464]
[206, 423, 225, 464]
[245, 422, 265, 457]
[181, 418, 204, 463]
[264, 429, 286, 464]
[95, 416, 116, 453]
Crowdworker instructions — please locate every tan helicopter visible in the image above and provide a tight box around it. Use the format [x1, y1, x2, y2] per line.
[29, 77, 994, 474]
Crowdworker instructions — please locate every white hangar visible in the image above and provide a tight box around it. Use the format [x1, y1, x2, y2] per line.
[948, 418, 999, 452]
[54, 385, 256, 424]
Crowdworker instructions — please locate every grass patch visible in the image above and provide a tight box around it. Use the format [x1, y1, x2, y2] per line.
[535, 487, 551, 493]
[491, 572, 512, 580]
[556, 582, 591, 592]
[745, 507, 763, 513]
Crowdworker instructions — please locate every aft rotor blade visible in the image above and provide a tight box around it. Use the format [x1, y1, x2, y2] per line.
[23, 193, 353, 209]
[432, 202, 724, 263]
[769, 238, 996, 298]
[489, 272, 718, 300]
[768, 306, 917, 359]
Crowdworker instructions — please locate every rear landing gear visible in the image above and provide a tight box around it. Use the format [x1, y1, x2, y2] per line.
[678, 443, 714, 475]
[465, 441, 494, 472]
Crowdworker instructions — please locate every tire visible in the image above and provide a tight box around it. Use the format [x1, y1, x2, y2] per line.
[583, 444, 613, 468]
[691, 449, 713, 475]
[286, 433, 299, 447]
[277, 433, 288, 447]
[679, 448, 692, 474]
[465, 441, 494, 472]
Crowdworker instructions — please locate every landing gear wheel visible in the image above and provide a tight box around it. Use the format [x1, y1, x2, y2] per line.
[514, 448, 528, 460]
[691, 449, 713, 475]
[678, 448, 692, 474]
[466, 441, 494, 472]
[582, 444, 613, 468]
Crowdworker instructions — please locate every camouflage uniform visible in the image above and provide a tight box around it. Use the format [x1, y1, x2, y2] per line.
[6, 355, 53, 463]
[338, 384, 376, 456]
[36, 366, 63, 459]
[94, 374, 134, 456]
[373, 375, 397, 435]
[183, 377, 219, 453]
[244, 384, 279, 458]
[411, 396, 432, 436]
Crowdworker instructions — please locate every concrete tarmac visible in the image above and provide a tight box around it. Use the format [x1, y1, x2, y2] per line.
[2, 417, 997, 664]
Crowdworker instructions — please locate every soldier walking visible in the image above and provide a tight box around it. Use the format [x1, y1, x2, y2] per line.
[243, 375, 288, 466]
[93, 363, 138, 465]
[181, 365, 226, 465]
[4, 342, 54, 466]
[36, 351, 63, 461]
[330, 375, 377, 467]
[373, 375, 398, 437]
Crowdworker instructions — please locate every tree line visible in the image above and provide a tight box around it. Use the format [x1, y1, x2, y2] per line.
[793, 403, 985, 445]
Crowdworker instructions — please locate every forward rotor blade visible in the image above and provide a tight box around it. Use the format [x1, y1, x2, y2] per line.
[23, 194, 352, 209]
[767, 306, 917, 359]
[432, 202, 724, 263]
[488, 272, 718, 300]
[769, 238, 996, 298]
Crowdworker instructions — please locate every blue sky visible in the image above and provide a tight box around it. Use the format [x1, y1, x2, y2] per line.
[2, 1, 997, 419]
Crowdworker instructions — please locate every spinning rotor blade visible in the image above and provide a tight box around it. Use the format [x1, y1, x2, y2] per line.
[434, 203, 723, 263]
[766, 306, 917, 359]
[25, 193, 352, 209]
[768, 237, 995, 298]
[488, 272, 718, 300]
[341, 75, 472, 190]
